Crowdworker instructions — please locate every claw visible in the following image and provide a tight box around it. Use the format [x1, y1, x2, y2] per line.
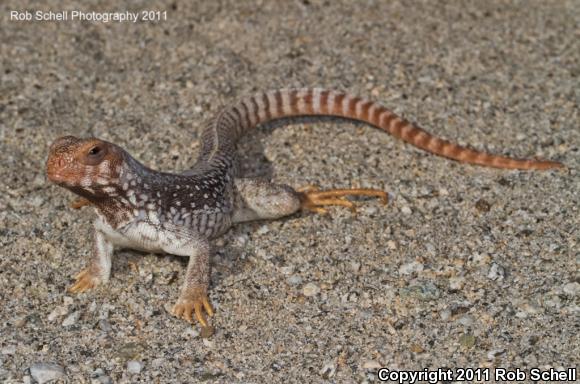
[69, 268, 101, 293]
[171, 288, 214, 329]
[298, 186, 388, 214]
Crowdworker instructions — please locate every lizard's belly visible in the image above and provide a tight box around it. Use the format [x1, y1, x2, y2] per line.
[96, 210, 232, 254]
[99, 219, 166, 253]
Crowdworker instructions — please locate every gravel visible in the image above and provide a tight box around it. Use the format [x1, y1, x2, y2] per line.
[1, 0, 578, 382]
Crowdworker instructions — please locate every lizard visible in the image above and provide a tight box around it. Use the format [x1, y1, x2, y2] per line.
[46, 88, 563, 334]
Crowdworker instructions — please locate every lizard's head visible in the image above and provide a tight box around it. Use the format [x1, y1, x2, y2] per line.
[46, 136, 124, 196]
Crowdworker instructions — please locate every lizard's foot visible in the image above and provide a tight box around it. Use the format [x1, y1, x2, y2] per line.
[298, 186, 388, 214]
[171, 287, 214, 328]
[69, 268, 103, 293]
[70, 197, 91, 209]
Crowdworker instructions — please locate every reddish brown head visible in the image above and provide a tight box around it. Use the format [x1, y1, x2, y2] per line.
[46, 136, 124, 196]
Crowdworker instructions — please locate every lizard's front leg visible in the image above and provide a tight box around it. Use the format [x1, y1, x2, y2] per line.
[170, 239, 214, 330]
[69, 223, 113, 293]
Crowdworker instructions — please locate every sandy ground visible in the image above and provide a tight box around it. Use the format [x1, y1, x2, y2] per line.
[1, 0, 578, 383]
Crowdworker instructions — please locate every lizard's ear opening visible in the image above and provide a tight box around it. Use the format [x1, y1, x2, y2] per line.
[84, 143, 108, 165]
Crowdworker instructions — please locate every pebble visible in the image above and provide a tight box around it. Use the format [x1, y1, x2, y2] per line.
[487, 349, 506, 360]
[400, 206, 412, 215]
[449, 276, 465, 291]
[98, 319, 112, 333]
[287, 275, 303, 285]
[182, 327, 200, 338]
[459, 334, 476, 348]
[398, 261, 424, 275]
[1, 345, 16, 355]
[96, 375, 113, 384]
[562, 282, 580, 296]
[362, 360, 382, 369]
[256, 225, 270, 235]
[399, 282, 440, 301]
[457, 315, 474, 327]
[47, 306, 69, 322]
[487, 263, 505, 281]
[303, 282, 321, 297]
[280, 266, 294, 275]
[319, 360, 336, 378]
[151, 358, 166, 368]
[126, 361, 142, 374]
[473, 252, 491, 265]
[29, 362, 66, 384]
[235, 234, 249, 246]
[256, 248, 273, 260]
[61, 310, 81, 327]
[440, 309, 452, 321]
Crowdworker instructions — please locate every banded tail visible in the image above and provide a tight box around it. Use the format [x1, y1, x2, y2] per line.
[202, 88, 563, 170]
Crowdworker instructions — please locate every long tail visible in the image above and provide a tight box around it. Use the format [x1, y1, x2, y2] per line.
[201, 88, 563, 170]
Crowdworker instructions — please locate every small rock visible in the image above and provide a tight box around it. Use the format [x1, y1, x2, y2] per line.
[387, 240, 397, 250]
[319, 360, 336, 378]
[473, 253, 491, 265]
[126, 361, 142, 374]
[362, 360, 382, 369]
[562, 282, 580, 296]
[399, 261, 424, 275]
[440, 309, 452, 321]
[410, 344, 424, 353]
[151, 358, 165, 368]
[475, 199, 491, 212]
[256, 248, 273, 260]
[487, 263, 505, 281]
[235, 234, 249, 246]
[363, 205, 378, 215]
[1, 345, 16, 355]
[400, 206, 412, 215]
[287, 275, 302, 285]
[61, 311, 81, 327]
[256, 225, 270, 235]
[458, 315, 474, 327]
[200, 326, 215, 339]
[30, 362, 66, 384]
[63, 296, 74, 306]
[459, 334, 476, 348]
[449, 277, 465, 291]
[280, 266, 294, 275]
[97, 375, 113, 384]
[182, 327, 200, 338]
[487, 348, 506, 360]
[47, 306, 69, 322]
[399, 282, 440, 301]
[98, 319, 112, 333]
[303, 282, 320, 297]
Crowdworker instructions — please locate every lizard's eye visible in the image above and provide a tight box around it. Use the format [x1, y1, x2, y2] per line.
[84, 144, 107, 165]
[88, 146, 101, 156]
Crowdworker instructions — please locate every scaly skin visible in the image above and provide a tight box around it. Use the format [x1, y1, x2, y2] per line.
[46, 88, 563, 334]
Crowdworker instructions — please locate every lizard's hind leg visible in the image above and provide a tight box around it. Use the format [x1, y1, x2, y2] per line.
[232, 179, 388, 222]
[232, 178, 302, 223]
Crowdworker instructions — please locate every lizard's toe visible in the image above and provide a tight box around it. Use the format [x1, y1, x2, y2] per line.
[69, 268, 102, 293]
[172, 290, 214, 328]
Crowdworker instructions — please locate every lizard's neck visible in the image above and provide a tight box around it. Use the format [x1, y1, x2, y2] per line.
[92, 153, 161, 228]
